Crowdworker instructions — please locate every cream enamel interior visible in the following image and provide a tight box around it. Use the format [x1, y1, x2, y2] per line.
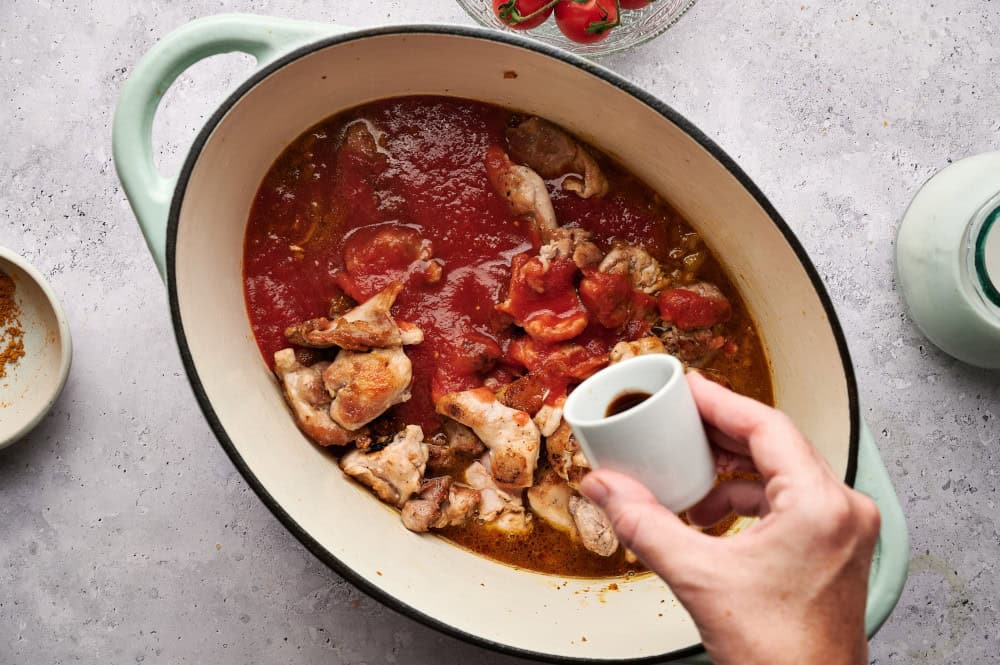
[172, 32, 852, 661]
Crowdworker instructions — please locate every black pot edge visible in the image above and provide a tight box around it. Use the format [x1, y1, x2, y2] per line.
[164, 22, 860, 665]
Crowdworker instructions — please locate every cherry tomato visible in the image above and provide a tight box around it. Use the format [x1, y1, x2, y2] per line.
[493, 0, 556, 30]
[554, 0, 620, 44]
[619, 0, 652, 8]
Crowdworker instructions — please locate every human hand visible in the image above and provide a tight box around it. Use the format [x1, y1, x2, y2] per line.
[580, 372, 880, 665]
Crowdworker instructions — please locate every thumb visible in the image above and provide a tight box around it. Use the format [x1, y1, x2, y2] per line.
[581, 469, 710, 580]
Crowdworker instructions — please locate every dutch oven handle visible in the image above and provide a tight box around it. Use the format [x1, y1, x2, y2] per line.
[856, 421, 910, 638]
[112, 14, 344, 280]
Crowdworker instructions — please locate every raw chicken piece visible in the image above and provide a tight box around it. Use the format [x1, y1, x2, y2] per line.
[436, 388, 541, 488]
[464, 460, 532, 534]
[323, 346, 413, 430]
[426, 420, 487, 473]
[569, 495, 619, 557]
[485, 145, 558, 237]
[526, 469, 575, 534]
[599, 243, 669, 295]
[506, 117, 609, 199]
[547, 420, 590, 489]
[273, 349, 360, 446]
[609, 337, 667, 364]
[539, 227, 604, 271]
[340, 425, 427, 507]
[285, 282, 424, 350]
[401, 476, 480, 532]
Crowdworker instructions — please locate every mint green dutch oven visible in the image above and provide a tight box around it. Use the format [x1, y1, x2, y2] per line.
[112, 14, 908, 663]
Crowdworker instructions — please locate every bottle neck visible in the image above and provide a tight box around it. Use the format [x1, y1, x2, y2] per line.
[964, 190, 1000, 316]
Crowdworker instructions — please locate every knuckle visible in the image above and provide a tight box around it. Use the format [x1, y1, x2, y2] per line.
[827, 494, 854, 529]
[854, 493, 882, 539]
[814, 488, 882, 548]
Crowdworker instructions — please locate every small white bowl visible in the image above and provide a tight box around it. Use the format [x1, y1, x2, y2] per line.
[0, 248, 72, 449]
[563, 354, 716, 513]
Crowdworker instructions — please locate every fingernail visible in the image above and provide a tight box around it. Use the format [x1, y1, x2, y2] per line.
[580, 474, 609, 506]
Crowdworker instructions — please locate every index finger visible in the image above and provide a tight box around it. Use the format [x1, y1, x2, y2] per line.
[687, 372, 826, 481]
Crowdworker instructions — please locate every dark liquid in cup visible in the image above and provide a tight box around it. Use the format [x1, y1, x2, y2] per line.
[606, 391, 652, 417]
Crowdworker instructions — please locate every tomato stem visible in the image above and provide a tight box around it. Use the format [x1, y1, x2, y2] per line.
[584, 0, 621, 34]
[497, 0, 562, 24]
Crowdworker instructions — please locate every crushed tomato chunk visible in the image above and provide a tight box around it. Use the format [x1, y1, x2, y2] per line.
[579, 269, 659, 330]
[658, 287, 732, 331]
[497, 254, 589, 343]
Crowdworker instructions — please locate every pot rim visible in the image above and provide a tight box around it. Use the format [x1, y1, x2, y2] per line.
[165, 23, 860, 664]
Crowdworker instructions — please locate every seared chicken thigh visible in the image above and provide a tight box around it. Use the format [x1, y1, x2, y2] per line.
[526, 469, 575, 534]
[464, 460, 531, 534]
[273, 349, 360, 447]
[401, 476, 480, 532]
[610, 337, 667, 364]
[485, 146, 558, 238]
[533, 400, 564, 438]
[426, 420, 487, 473]
[436, 387, 541, 488]
[539, 227, 604, 270]
[547, 420, 590, 489]
[599, 243, 669, 295]
[506, 117, 609, 199]
[340, 425, 427, 507]
[285, 282, 423, 350]
[569, 495, 619, 557]
[323, 346, 413, 431]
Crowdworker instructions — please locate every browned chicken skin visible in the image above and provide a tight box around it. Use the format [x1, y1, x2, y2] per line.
[599, 243, 669, 295]
[340, 425, 427, 507]
[426, 420, 487, 473]
[436, 388, 541, 488]
[610, 337, 667, 364]
[284, 282, 423, 350]
[495, 374, 548, 415]
[323, 346, 413, 431]
[486, 146, 559, 239]
[539, 227, 604, 270]
[547, 420, 590, 489]
[464, 459, 532, 534]
[273, 349, 361, 446]
[401, 476, 480, 532]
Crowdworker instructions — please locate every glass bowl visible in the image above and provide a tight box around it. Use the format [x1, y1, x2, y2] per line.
[455, 0, 697, 57]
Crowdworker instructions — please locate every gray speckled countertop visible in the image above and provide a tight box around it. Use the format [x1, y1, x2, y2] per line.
[1, 1, 998, 663]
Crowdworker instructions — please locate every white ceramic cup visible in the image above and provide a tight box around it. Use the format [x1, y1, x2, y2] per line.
[563, 354, 716, 513]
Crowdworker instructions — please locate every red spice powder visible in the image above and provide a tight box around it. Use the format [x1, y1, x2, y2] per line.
[0, 271, 26, 380]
